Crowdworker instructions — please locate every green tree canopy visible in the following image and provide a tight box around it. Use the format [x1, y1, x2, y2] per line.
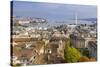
[64, 40, 81, 63]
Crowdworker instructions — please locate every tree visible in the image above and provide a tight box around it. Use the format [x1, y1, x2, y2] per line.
[89, 58, 96, 61]
[78, 48, 89, 57]
[78, 56, 96, 62]
[82, 49, 89, 57]
[14, 22, 21, 26]
[64, 40, 81, 63]
[78, 56, 89, 62]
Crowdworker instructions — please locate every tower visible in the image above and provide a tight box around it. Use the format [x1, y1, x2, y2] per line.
[75, 13, 78, 26]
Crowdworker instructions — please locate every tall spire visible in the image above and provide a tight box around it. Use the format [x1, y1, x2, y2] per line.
[75, 13, 78, 25]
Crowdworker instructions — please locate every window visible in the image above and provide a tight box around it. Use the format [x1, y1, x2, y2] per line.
[48, 49, 51, 54]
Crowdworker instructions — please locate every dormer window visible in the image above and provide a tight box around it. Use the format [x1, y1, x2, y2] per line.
[48, 49, 51, 54]
[34, 56, 36, 59]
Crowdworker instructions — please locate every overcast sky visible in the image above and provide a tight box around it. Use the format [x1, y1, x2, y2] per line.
[12, 1, 97, 22]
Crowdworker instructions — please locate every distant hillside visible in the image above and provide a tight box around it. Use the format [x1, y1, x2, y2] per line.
[80, 18, 97, 21]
